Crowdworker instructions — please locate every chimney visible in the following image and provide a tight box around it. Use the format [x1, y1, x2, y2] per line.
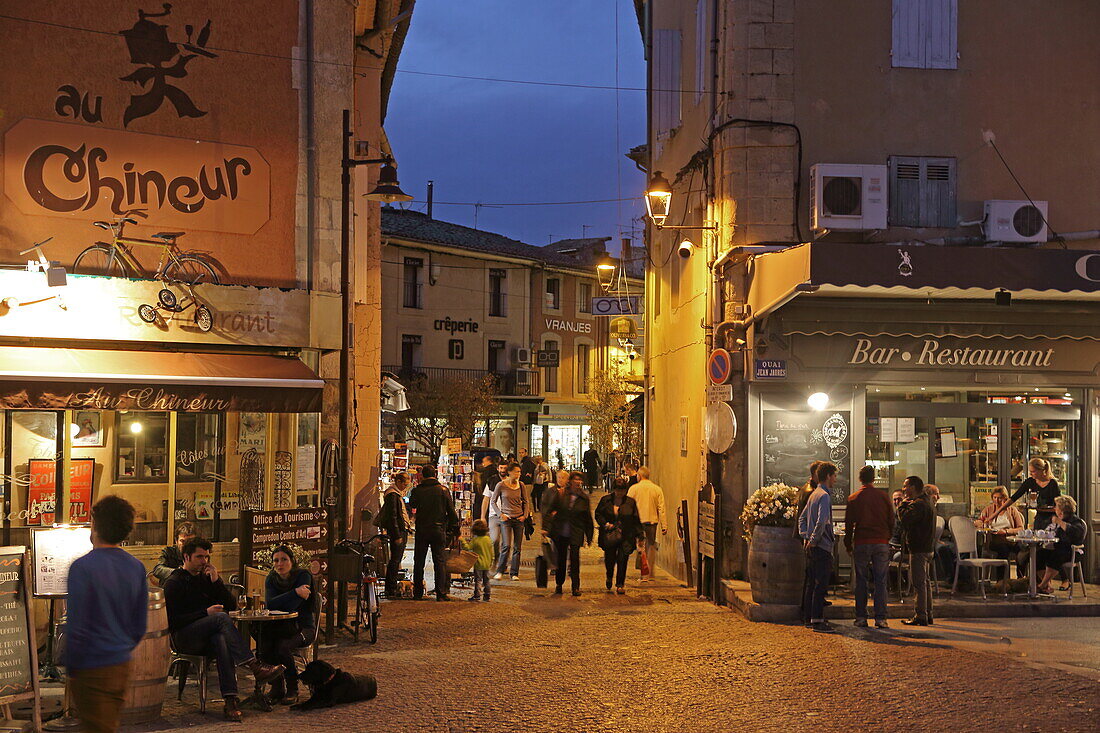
[621, 237, 632, 267]
[426, 180, 434, 219]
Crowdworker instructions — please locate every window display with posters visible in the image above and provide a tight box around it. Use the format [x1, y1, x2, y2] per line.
[27, 459, 94, 526]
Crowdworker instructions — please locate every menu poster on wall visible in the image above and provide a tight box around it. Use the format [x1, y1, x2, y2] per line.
[296, 444, 317, 493]
[935, 426, 958, 459]
[30, 526, 92, 597]
[897, 418, 916, 443]
[27, 459, 95, 525]
[237, 413, 267, 452]
[762, 410, 852, 503]
[880, 418, 898, 443]
[0, 547, 42, 727]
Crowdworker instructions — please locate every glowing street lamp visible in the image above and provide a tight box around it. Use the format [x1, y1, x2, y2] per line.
[596, 254, 617, 291]
[644, 171, 673, 227]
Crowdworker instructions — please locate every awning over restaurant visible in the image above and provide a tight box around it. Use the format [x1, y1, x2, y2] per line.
[0, 347, 323, 412]
[747, 242, 1100, 323]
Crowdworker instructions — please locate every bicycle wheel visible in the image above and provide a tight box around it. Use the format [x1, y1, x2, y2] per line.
[365, 583, 379, 644]
[194, 305, 213, 332]
[73, 245, 124, 277]
[164, 254, 220, 285]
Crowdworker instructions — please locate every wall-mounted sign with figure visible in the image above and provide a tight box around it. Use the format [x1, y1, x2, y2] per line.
[0, 1, 302, 287]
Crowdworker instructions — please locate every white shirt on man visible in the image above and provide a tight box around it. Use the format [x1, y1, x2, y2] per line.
[628, 478, 667, 531]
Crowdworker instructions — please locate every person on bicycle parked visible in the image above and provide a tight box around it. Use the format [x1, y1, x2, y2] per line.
[262, 546, 315, 705]
[375, 472, 412, 597]
[409, 465, 460, 601]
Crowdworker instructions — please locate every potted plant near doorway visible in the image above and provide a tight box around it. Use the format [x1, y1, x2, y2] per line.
[741, 483, 804, 605]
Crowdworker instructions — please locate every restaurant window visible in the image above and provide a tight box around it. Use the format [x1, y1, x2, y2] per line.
[403, 257, 423, 309]
[542, 338, 559, 392]
[401, 334, 422, 371]
[578, 282, 593, 313]
[576, 342, 591, 394]
[489, 268, 507, 317]
[175, 413, 221, 483]
[115, 412, 169, 483]
[545, 277, 561, 310]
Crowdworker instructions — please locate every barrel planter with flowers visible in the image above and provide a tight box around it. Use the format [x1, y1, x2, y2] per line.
[741, 483, 805, 605]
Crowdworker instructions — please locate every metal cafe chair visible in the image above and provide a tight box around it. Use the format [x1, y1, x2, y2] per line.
[949, 516, 1008, 601]
[1062, 545, 1087, 600]
[168, 582, 246, 713]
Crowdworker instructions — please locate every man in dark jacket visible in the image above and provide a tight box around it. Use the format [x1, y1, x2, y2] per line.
[544, 472, 594, 596]
[152, 521, 197, 585]
[519, 448, 536, 486]
[408, 465, 460, 601]
[474, 456, 498, 519]
[898, 476, 935, 626]
[582, 446, 602, 490]
[163, 538, 283, 720]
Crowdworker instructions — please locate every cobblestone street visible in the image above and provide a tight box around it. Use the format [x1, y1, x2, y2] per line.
[134, 547, 1099, 733]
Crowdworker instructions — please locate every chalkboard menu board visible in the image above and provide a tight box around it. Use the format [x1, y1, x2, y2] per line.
[0, 547, 42, 727]
[762, 410, 851, 503]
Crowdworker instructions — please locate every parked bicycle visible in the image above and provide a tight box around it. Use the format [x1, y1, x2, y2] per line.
[72, 210, 221, 285]
[334, 536, 386, 644]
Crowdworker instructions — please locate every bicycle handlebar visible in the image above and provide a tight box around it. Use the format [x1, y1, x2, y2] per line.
[18, 237, 54, 256]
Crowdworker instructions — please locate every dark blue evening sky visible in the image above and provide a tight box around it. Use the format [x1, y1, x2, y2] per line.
[387, 0, 647, 252]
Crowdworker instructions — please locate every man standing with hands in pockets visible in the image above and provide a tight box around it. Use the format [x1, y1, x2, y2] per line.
[164, 538, 284, 720]
[799, 462, 837, 633]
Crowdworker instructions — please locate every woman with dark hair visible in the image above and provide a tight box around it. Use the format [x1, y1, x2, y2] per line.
[544, 471, 593, 596]
[262, 545, 315, 704]
[595, 477, 641, 594]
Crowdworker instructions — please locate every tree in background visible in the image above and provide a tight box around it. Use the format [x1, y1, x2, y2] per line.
[585, 366, 642, 462]
[393, 373, 500, 462]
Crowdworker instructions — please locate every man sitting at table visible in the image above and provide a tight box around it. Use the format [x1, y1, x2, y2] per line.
[163, 538, 284, 721]
[152, 521, 198, 585]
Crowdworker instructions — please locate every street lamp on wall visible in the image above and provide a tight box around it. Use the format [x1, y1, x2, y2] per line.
[595, 254, 617, 291]
[644, 170, 716, 231]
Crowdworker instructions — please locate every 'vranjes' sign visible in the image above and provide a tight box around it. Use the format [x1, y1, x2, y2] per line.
[4, 119, 270, 235]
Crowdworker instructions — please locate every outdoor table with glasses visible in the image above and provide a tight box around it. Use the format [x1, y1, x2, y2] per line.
[229, 609, 298, 709]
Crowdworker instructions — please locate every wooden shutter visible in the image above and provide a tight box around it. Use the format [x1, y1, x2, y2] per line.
[892, 0, 957, 69]
[927, 0, 958, 69]
[694, 0, 709, 105]
[889, 156, 957, 227]
[889, 156, 922, 225]
[654, 29, 682, 138]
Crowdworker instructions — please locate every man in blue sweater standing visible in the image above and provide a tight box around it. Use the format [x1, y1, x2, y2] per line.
[798, 462, 837, 633]
[63, 496, 148, 733]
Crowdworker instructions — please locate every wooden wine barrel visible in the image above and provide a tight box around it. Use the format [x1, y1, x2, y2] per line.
[121, 588, 170, 724]
[747, 525, 806, 605]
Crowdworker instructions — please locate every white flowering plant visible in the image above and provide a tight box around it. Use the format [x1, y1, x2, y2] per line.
[740, 483, 799, 542]
[252, 542, 312, 571]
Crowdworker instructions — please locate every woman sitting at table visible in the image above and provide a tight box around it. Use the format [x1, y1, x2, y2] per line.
[976, 487, 1024, 580]
[1035, 496, 1087, 594]
[262, 545, 315, 705]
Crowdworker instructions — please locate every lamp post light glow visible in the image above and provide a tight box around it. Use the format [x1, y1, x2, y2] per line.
[807, 392, 830, 411]
[129, 421, 143, 434]
[596, 254, 617, 290]
[644, 171, 673, 228]
[364, 162, 413, 203]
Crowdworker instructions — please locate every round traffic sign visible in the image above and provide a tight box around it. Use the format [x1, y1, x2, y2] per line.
[705, 402, 736, 454]
[707, 348, 733, 385]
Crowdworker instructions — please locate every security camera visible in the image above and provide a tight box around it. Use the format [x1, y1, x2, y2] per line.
[677, 239, 695, 258]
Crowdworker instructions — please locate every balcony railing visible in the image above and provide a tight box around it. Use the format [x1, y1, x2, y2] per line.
[384, 365, 540, 398]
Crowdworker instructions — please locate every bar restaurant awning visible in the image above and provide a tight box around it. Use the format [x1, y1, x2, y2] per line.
[0, 347, 323, 412]
[748, 243, 1100, 339]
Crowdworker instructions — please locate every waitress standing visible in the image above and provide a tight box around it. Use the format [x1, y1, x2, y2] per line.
[996, 457, 1060, 529]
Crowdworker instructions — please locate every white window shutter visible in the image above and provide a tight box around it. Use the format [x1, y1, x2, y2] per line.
[694, 0, 709, 105]
[891, 0, 923, 68]
[654, 29, 682, 138]
[927, 0, 958, 69]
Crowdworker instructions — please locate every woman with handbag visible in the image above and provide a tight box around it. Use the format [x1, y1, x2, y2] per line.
[545, 471, 594, 596]
[595, 477, 641, 594]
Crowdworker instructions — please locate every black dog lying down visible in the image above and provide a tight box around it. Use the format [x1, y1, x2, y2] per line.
[292, 659, 378, 711]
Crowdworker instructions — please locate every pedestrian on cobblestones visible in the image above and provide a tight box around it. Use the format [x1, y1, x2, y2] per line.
[796, 460, 824, 625]
[487, 462, 530, 581]
[532, 456, 551, 512]
[799, 462, 836, 633]
[627, 466, 667, 583]
[546, 471, 594, 596]
[483, 461, 508, 559]
[410, 465, 460, 601]
[376, 472, 412, 598]
[898, 475, 935, 626]
[595, 477, 641, 594]
[463, 520, 494, 601]
[845, 465, 893, 629]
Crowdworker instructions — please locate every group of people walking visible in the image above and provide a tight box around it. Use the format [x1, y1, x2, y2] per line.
[797, 455, 1087, 633]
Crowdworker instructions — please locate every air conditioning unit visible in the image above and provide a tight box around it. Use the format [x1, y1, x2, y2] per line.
[984, 200, 1048, 243]
[513, 347, 531, 365]
[810, 163, 888, 232]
